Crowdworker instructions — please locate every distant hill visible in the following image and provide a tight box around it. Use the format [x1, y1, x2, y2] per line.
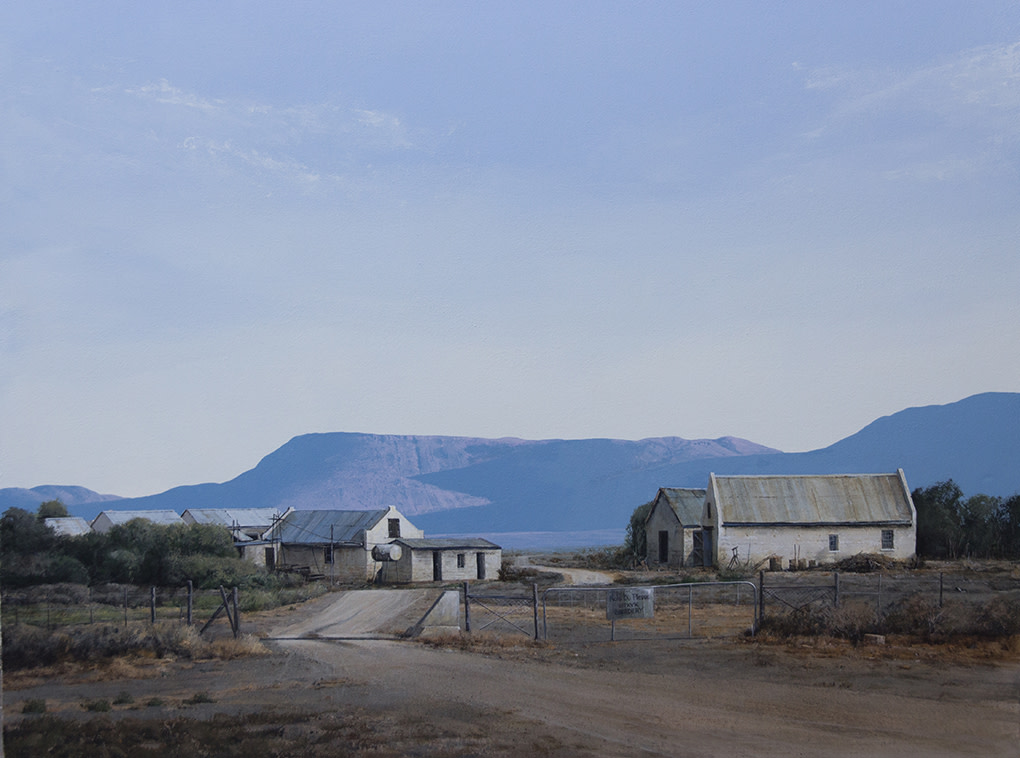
[0, 485, 122, 513]
[4, 393, 1018, 536]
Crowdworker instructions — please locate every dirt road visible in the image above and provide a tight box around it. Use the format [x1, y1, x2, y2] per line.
[7, 588, 1020, 757]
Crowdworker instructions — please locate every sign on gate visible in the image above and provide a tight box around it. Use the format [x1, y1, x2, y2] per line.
[606, 587, 654, 620]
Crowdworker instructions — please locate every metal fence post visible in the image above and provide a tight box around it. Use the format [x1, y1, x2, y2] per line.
[463, 581, 471, 633]
[939, 572, 944, 608]
[187, 580, 193, 626]
[834, 571, 840, 608]
[232, 587, 240, 638]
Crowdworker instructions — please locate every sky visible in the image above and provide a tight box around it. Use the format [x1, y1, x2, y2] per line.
[2, 2, 1019, 497]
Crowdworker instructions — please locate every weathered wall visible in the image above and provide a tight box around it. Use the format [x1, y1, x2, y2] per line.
[714, 524, 916, 568]
[382, 549, 502, 583]
[644, 503, 683, 568]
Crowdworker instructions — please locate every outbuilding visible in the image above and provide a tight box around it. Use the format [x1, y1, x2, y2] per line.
[378, 537, 503, 583]
[700, 470, 917, 568]
[44, 516, 92, 537]
[182, 507, 285, 541]
[643, 488, 706, 568]
[91, 509, 184, 534]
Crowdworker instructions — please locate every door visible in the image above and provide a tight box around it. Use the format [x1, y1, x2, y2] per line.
[265, 547, 275, 571]
[658, 531, 669, 563]
[701, 528, 714, 567]
[432, 550, 443, 581]
[476, 552, 486, 580]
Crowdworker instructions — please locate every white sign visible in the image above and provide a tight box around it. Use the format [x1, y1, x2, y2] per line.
[606, 587, 654, 620]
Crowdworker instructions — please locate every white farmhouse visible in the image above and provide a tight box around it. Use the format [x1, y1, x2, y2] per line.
[255, 506, 423, 580]
[700, 470, 917, 568]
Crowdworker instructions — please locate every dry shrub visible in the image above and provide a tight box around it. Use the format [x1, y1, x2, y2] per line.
[3, 622, 266, 671]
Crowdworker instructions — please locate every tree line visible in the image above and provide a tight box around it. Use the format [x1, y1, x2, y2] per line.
[913, 481, 1020, 559]
[1, 501, 262, 589]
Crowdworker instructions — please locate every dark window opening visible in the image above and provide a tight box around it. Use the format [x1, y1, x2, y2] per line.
[881, 530, 894, 550]
[388, 518, 400, 538]
[829, 534, 839, 551]
[324, 545, 334, 564]
[457, 553, 466, 568]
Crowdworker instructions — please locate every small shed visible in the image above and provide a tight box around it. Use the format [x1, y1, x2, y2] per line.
[91, 509, 184, 534]
[644, 488, 707, 569]
[44, 516, 92, 537]
[701, 470, 917, 568]
[378, 537, 503, 583]
[256, 506, 423, 580]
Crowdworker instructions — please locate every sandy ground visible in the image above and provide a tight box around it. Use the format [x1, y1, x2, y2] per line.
[7, 588, 1020, 757]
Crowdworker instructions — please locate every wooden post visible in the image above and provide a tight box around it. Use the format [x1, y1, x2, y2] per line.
[123, 587, 128, 625]
[834, 571, 840, 608]
[758, 570, 765, 624]
[187, 580, 193, 626]
[463, 582, 471, 633]
[232, 587, 240, 638]
[150, 586, 156, 624]
[939, 572, 944, 608]
[532, 583, 539, 641]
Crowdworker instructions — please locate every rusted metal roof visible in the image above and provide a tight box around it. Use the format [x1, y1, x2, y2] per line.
[712, 472, 913, 525]
[92, 510, 184, 529]
[182, 508, 281, 529]
[44, 516, 91, 537]
[264, 509, 388, 545]
[655, 488, 707, 526]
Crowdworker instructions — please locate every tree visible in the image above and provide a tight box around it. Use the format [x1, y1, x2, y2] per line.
[36, 499, 68, 519]
[913, 481, 965, 558]
[625, 501, 654, 560]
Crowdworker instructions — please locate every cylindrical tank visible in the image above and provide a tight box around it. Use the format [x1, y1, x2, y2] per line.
[372, 543, 403, 562]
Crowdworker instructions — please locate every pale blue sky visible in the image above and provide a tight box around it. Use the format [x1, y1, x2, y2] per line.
[2, 2, 1019, 496]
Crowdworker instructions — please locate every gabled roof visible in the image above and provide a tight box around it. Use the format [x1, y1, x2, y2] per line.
[182, 508, 281, 528]
[710, 471, 914, 526]
[395, 537, 501, 550]
[263, 509, 389, 545]
[647, 487, 706, 527]
[92, 510, 184, 528]
[45, 516, 92, 537]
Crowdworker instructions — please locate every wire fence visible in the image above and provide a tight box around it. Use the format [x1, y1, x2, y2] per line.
[2, 583, 239, 633]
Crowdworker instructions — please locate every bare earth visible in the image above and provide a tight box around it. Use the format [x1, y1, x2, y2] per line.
[7, 589, 1020, 757]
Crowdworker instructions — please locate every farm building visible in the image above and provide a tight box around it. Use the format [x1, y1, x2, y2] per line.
[701, 470, 917, 568]
[377, 537, 502, 583]
[91, 509, 184, 534]
[253, 506, 423, 580]
[44, 516, 92, 537]
[182, 507, 285, 540]
[644, 487, 707, 569]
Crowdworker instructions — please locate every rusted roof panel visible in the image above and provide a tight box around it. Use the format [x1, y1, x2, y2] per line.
[396, 537, 501, 550]
[714, 473, 912, 525]
[659, 488, 707, 526]
[266, 509, 388, 544]
[183, 508, 281, 528]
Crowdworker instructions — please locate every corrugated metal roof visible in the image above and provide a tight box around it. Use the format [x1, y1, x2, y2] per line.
[44, 516, 92, 537]
[396, 537, 501, 550]
[265, 509, 388, 544]
[183, 508, 281, 528]
[657, 488, 706, 526]
[94, 510, 184, 527]
[712, 473, 913, 525]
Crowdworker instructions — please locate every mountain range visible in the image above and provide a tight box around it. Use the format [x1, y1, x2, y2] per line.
[3, 393, 1018, 538]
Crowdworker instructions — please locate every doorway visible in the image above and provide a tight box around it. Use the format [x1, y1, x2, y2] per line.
[658, 531, 669, 563]
[432, 551, 443, 581]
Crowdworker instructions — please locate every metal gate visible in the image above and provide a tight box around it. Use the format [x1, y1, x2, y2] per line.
[463, 582, 539, 639]
[541, 581, 758, 642]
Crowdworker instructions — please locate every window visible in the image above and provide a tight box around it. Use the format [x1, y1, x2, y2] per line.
[324, 545, 334, 564]
[828, 534, 839, 552]
[457, 553, 466, 568]
[388, 518, 400, 538]
[881, 530, 894, 550]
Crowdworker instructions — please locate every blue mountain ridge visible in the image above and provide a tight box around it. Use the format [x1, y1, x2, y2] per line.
[3, 393, 1018, 535]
